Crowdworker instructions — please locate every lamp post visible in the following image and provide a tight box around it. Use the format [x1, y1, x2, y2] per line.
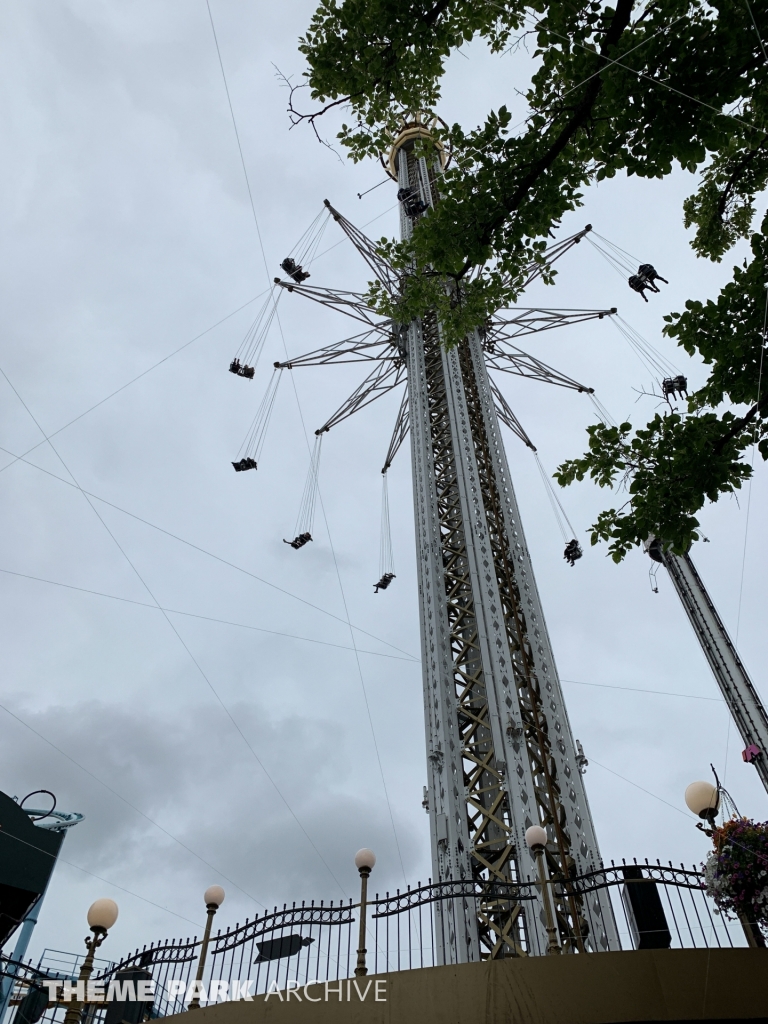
[354, 849, 376, 976]
[63, 898, 118, 1024]
[525, 826, 561, 955]
[684, 780, 766, 948]
[188, 886, 225, 1010]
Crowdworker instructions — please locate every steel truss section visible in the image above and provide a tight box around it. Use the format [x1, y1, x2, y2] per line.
[275, 324, 398, 369]
[488, 307, 617, 344]
[485, 344, 594, 392]
[464, 327, 618, 953]
[409, 306, 618, 959]
[273, 281, 381, 327]
[515, 227, 595, 291]
[402, 147, 618, 960]
[658, 547, 768, 795]
[323, 199, 400, 296]
[382, 389, 409, 472]
[316, 360, 407, 435]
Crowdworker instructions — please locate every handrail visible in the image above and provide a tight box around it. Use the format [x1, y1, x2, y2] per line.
[210, 903, 355, 955]
[96, 861, 711, 970]
[370, 879, 539, 918]
[557, 862, 705, 897]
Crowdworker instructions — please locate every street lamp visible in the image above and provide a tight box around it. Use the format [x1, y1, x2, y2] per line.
[188, 886, 225, 1011]
[354, 849, 376, 976]
[684, 780, 765, 948]
[525, 825, 561, 955]
[684, 780, 719, 829]
[63, 899, 119, 1024]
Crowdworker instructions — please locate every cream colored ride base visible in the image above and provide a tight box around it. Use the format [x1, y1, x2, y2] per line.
[168, 948, 767, 1024]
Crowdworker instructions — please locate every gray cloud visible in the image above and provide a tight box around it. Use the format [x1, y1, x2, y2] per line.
[1, 0, 766, 969]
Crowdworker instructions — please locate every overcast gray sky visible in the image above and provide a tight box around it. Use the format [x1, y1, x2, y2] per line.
[0, 0, 766, 964]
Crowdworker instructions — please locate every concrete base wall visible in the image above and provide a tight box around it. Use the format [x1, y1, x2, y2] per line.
[175, 948, 767, 1024]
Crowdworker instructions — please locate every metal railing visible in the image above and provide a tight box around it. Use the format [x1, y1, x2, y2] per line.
[1, 859, 753, 1022]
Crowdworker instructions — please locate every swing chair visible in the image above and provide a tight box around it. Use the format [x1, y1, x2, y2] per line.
[396, 186, 427, 219]
[284, 435, 322, 550]
[563, 539, 583, 567]
[373, 472, 396, 592]
[534, 454, 584, 567]
[277, 208, 331, 286]
[584, 232, 668, 302]
[661, 374, 688, 403]
[229, 358, 255, 379]
[232, 457, 258, 472]
[284, 532, 312, 550]
[231, 370, 282, 473]
[280, 257, 310, 283]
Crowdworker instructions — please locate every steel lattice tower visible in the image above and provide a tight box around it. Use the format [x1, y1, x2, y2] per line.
[647, 540, 768, 795]
[271, 116, 620, 960]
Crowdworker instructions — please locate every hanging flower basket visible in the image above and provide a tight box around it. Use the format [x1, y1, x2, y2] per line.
[703, 818, 768, 931]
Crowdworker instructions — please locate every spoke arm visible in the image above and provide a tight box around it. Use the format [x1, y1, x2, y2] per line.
[488, 307, 616, 342]
[274, 280, 381, 326]
[382, 390, 409, 473]
[490, 380, 536, 452]
[324, 200, 399, 295]
[316, 362, 407, 435]
[486, 345, 594, 392]
[516, 225, 595, 291]
[275, 325, 399, 368]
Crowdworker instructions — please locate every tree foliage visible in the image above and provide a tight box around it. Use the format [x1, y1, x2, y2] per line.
[297, 0, 768, 558]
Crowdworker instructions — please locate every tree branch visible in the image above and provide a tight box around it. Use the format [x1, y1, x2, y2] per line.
[424, 0, 453, 23]
[716, 140, 768, 223]
[454, 0, 637, 277]
[712, 391, 768, 453]
[274, 66, 355, 155]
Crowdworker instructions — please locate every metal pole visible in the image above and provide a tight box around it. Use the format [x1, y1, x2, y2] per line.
[354, 867, 371, 976]
[62, 930, 104, 1024]
[737, 911, 766, 948]
[188, 904, 218, 1010]
[0, 889, 48, 1022]
[650, 541, 768, 796]
[533, 848, 562, 955]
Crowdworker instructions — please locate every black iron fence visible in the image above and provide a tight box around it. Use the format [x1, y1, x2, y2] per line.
[0, 860, 753, 1023]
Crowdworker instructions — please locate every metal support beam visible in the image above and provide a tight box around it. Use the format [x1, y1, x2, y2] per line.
[273, 281, 382, 327]
[316, 361, 406, 435]
[323, 199, 400, 296]
[398, 145, 618, 959]
[652, 543, 768, 794]
[488, 307, 617, 344]
[274, 326, 397, 369]
[382, 390, 409, 473]
[504, 226, 596, 293]
[489, 379, 536, 451]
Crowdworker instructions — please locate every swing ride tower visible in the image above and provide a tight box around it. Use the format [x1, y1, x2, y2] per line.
[380, 118, 619, 960]
[252, 115, 621, 962]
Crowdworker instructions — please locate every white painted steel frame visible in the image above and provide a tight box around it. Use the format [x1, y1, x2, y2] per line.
[400, 147, 618, 960]
[661, 549, 768, 795]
